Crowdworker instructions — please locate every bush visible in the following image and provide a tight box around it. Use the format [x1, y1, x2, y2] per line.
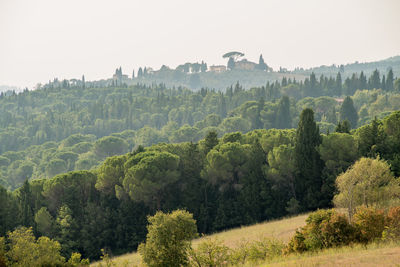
[139, 210, 197, 267]
[189, 238, 230, 267]
[284, 209, 355, 253]
[383, 206, 400, 241]
[352, 206, 385, 244]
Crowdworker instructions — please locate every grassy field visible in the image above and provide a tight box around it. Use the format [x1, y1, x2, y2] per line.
[91, 213, 309, 266]
[91, 212, 400, 266]
[263, 242, 400, 267]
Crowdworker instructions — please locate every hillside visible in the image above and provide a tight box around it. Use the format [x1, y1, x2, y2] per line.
[294, 55, 400, 79]
[92, 212, 400, 267]
[91, 213, 309, 266]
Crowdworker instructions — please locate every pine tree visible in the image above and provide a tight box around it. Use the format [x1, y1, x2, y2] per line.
[132, 69, 135, 79]
[294, 108, 324, 210]
[339, 96, 358, 128]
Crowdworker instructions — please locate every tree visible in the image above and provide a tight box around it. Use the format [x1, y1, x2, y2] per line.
[335, 120, 351, 133]
[334, 157, 400, 220]
[93, 136, 128, 158]
[386, 69, 394, 91]
[334, 72, 342, 96]
[222, 51, 244, 61]
[34, 207, 54, 237]
[123, 151, 180, 210]
[368, 69, 381, 89]
[257, 54, 267, 71]
[339, 96, 358, 128]
[276, 96, 291, 129]
[203, 130, 219, 154]
[138, 209, 197, 267]
[227, 57, 235, 70]
[5, 226, 65, 266]
[294, 108, 324, 210]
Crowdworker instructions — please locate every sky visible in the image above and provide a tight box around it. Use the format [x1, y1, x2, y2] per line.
[1, 0, 400, 89]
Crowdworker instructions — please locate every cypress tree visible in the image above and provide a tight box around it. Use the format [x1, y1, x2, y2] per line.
[386, 69, 394, 91]
[276, 96, 291, 129]
[294, 108, 324, 210]
[339, 96, 358, 128]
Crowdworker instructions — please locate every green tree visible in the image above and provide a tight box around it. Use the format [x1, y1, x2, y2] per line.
[276, 96, 291, 129]
[138, 209, 197, 267]
[5, 227, 65, 266]
[93, 136, 128, 158]
[334, 157, 400, 220]
[339, 96, 358, 128]
[34, 207, 54, 237]
[294, 108, 324, 210]
[123, 151, 180, 210]
[335, 120, 351, 133]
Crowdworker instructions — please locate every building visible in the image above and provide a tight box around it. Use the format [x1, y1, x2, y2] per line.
[209, 65, 226, 73]
[235, 59, 257, 70]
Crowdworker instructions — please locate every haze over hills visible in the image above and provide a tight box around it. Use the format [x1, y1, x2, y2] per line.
[37, 54, 400, 91]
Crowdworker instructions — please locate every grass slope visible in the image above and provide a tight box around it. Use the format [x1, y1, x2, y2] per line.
[91, 213, 309, 266]
[92, 212, 400, 266]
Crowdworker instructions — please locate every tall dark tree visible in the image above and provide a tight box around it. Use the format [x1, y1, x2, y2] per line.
[257, 54, 267, 71]
[339, 96, 358, 128]
[17, 180, 34, 227]
[368, 69, 381, 89]
[334, 72, 342, 96]
[132, 69, 135, 79]
[227, 57, 235, 70]
[276, 96, 291, 129]
[359, 71, 367, 89]
[386, 69, 394, 91]
[294, 108, 324, 210]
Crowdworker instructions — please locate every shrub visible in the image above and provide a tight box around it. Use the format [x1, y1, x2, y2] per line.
[352, 206, 385, 244]
[284, 209, 355, 253]
[138, 210, 197, 267]
[246, 237, 284, 263]
[382, 206, 400, 241]
[189, 238, 230, 267]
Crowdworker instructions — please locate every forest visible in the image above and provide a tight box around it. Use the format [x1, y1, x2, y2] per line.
[0, 64, 400, 263]
[0, 69, 399, 190]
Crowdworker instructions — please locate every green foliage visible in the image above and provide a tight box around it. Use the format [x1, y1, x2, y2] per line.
[339, 96, 358, 128]
[34, 207, 54, 237]
[189, 238, 230, 267]
[139, 210, 197, 267]
[285, 209, 355, 253]
[352, 206, 385, 244]
[294, 108, 324, 210]
[4, 226, 65, 266]
[123, 151, 180, 210]
[333, 157, 398, 219]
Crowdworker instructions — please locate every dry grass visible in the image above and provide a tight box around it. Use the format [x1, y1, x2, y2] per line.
[91, 213, 309, 266]
[262, 242, 400, 267]
[91, 212, 400, 267]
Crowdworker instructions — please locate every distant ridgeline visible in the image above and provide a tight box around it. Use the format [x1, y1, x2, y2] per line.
[38, 55, 400, 91]
[0, 65, 399, 190]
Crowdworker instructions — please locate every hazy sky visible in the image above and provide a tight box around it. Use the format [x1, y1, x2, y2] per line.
[1, 0, 400, 88]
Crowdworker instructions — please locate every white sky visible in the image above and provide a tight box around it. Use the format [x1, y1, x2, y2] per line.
[1, 0, 399, 88]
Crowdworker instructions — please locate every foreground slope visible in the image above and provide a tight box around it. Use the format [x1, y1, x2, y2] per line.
[91, 213, 309, 266]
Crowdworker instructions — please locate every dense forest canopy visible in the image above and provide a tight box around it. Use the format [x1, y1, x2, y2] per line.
[0, 67, 399, 190]
[0, 58, 400, 262]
